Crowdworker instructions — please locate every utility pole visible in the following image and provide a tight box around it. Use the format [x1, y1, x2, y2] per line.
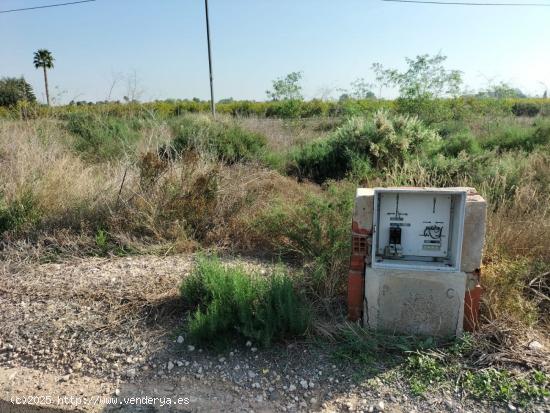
[204, 0, 215, 118]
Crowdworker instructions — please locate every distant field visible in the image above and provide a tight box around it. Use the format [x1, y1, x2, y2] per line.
[2, 96, 550, 120]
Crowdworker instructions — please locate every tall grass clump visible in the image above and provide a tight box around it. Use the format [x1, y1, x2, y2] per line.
[290, 111, 440, 183]
[180, 256, 310, 347]
[480, 118, 550, 152]
[167, 115, 267, 163]
[66, 112, 142, 161]
[0, 120, 119, 236]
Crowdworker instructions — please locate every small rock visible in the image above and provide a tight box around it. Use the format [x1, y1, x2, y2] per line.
[60, 374, 71, 382]
[251, 347, 257, 352]
[125, 368, 136, 379]
[269, 390, 280, 401]
[300, 379, 308, 389]
[528, 341, 544, 351]
[187, 345, 195, 352]
[508, 403, 517, 411]
[377, 401, 385, 411]
[115, 388, 120, 397]
[167, 361, 174, 371]
[288, 384, 296, 392]
[219, 357, 226, 363]
[72, 361, 82, 371]
[246, 341, 252, 347]
[176, 336, 184, 344]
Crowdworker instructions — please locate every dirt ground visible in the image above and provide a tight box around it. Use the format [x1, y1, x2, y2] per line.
[0, 254, 547, 412]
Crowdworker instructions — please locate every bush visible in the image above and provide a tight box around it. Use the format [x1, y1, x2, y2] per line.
[131, 153, 220, 241]
[512, 101, 540, 117]
[290, 111, 440, 183]
[168, 116, 267, 163]
[441, 131, 481, 157]
[66, 113, 141, 161]
[265, 100, 304, 119]
[395, 97, 454, 124]
[180, 256, 310, 347]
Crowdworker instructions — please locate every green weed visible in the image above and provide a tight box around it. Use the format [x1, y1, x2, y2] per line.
[0, 191, 40, 234]
[180, 256, 310, 347]
[462, 369, 549, 405]
[95, 228, 109, 255]
[66, 112, 141, 161]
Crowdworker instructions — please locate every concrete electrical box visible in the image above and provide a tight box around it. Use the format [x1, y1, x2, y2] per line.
[372, 188, 466, 272]
[348, 187, 487, 337]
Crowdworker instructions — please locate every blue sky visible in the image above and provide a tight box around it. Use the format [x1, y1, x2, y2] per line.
[2, 0, 549, 103]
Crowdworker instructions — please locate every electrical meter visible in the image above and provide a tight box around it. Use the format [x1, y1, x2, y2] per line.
[371, 188, 466, 272]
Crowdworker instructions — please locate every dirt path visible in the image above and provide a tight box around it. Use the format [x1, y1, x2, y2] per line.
[0, 254, 545, 412]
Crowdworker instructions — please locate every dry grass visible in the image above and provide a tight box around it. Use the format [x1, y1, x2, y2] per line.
[236, 116, 337, 151]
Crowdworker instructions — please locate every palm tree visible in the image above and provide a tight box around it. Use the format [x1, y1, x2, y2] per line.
[33, 49, 55, 106]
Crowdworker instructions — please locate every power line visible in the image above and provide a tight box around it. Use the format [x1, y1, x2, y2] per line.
[0, 0, 95, 14]
[382, 0, 550, 5]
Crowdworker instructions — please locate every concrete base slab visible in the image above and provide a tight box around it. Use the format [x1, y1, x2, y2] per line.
[364, 267, 466, 337]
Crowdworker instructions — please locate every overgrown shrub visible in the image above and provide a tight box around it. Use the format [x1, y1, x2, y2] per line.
[167, 116, 266, 163]
[290, 111, 440, 183]
[250, 182, 354, 308]
[128, 153, 220, 242]
[66, 113, 141, 161]
[180, 256, 310, 347]
[511, 101, 540, 117]
[441, 131, 481, 157]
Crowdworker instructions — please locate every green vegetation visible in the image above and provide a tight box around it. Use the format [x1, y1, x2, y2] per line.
[66, 112, 142, 160]
[405, 351, 549, 405]
[290, 111, 440, 183]
[0, 77, 36, 107]
[0, 192, 40, 234]
[180, 256, 310, 347]
[251, 182, 354, 306]
[167, 115, 267, 163]
[266, 71, 304, 101]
